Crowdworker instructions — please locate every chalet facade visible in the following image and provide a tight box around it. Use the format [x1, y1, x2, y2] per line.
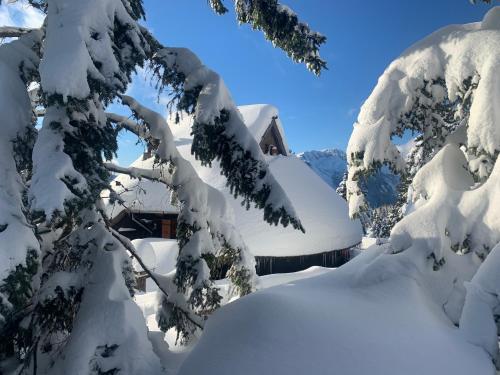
[106, 104, 363, 279]
[113, 209, 354, 276]
[113, 210, 177, 240]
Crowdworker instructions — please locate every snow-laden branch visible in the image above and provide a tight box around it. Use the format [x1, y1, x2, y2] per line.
[115, 95, 257, 341]
[346, 8, 500, 218]
[0, 26, 35, 38]
[145, 35, 303, 232]
[26, 2, 163, 372]
[109, 227, 204, 330]
[104, 162, 172, 185]
[106, 112, 150, 139]
[0, 28, 41, 338]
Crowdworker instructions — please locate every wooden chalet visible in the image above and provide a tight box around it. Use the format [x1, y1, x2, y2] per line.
[107, 104, 362, 280]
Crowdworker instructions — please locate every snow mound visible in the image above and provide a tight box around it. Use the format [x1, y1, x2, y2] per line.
[178, 247, 495, 375]
[131, 238, 179, 292]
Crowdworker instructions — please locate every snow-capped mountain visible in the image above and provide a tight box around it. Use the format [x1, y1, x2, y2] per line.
[297, 149, 347, 188]
[298, 149, 399, 207]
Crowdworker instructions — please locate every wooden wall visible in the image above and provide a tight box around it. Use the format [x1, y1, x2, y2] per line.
[255, 249, 351, 276]
[112, 211, 178, 240]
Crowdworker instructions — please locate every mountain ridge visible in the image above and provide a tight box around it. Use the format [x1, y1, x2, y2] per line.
[298, 148, 399, 208]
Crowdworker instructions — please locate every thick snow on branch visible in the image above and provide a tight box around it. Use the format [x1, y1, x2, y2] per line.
[346, 7, 500, 217]
[41, 209, 163, 375]
[39, 0, 147, 101]
[120, 95, 255, 259]
[106, 111, 151, 139]
[26, 1, 163, 372]
[152, 46, 304, 232]
[0, 30, 41, 315]
[120, 95, 257, 340]
[0, 26, 34, 38]
[31, 0, 148, 221]
[30, 102, 93, 220]
[340, 9, 500, 332]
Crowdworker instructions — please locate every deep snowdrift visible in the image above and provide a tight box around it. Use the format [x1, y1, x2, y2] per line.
[178, 247, 495, 375]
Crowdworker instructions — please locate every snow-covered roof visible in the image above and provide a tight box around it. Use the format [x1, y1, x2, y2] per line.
[227, 155, 361, 256]
[105, 105, 362, 256]
[238, 104, 289, 155]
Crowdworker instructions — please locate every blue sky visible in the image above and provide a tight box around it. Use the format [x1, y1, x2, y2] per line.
[114, 1, 495, 164]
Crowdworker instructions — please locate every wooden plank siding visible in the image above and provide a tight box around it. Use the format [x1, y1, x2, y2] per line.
[112, 211, 178, 240]
[113, 212, 355, 278]
[161, 219, 177, 239]
[254, 248, 352, 276]
[260, 118, 287, 156]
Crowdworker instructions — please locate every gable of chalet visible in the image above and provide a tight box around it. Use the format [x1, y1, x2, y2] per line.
[259, 116, 288, 156]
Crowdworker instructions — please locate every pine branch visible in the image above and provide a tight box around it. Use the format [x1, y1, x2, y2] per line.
[106, 111, 162, 155]
[207, 0, 327, 75]
[113, 95, 257, 340]
[0, 26, 35, 38]
[109, 227, 204, 330]
[142, 30, 304, 232]
[106, 112, 150, 139]
[207, 0, 228, 14]
[103, 162, 172, 185]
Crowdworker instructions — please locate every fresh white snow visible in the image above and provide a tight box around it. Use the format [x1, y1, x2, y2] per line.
[131, 238, 179, 292]
[177, 246, 495, 375]
[0, 31, 41, 290]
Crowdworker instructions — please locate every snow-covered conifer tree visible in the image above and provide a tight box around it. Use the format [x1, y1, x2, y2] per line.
[106, 95, 260, 343]
[0, 0, 325, 372]
[346, 6, 500, 354]
[336, 171, 348, 199]
[0, 29, 41, 365]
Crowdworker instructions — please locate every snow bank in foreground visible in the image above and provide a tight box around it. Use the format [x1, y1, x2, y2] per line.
[135, 266, 333, 373]
[178, 247, 495, 375]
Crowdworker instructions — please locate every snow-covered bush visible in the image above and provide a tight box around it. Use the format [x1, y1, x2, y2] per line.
[0, 0, 325, 373]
